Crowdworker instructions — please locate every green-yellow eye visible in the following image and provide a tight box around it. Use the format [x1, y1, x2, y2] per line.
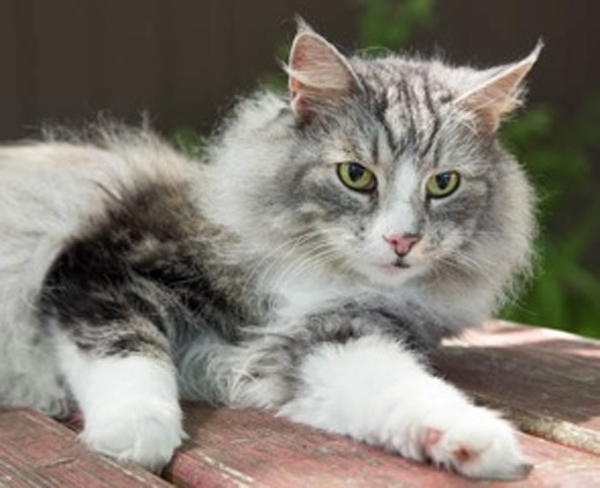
[425, 171, 461, 198]
[337, 163, 377, 193]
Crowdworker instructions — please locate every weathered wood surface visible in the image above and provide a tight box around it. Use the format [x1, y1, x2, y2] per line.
[0, 408, 169, 487]
[1, 321, 599, 487]
[167, 404, 600, 488]
[433, 321, 600, 456]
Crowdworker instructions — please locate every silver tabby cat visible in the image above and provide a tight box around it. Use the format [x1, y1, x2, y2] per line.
[0, 24, 539, 479]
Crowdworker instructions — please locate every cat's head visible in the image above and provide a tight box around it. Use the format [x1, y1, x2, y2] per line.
[209, 25, 539, 313]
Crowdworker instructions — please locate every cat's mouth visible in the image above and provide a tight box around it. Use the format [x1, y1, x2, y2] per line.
[369, 256, 423, 283]
[393, 257, 410, 269]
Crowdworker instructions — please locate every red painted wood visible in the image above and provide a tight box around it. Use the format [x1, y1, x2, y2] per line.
[166, 403, 600, 487]
[433, 321, 600, 454]
[0, 408, 170, 487]
[166, 322, 600, 486]
[169, 404, 480, 488]
[4, 322, 599, 486]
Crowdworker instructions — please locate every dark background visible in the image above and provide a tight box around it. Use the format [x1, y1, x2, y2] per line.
[0, 0, 597, 139]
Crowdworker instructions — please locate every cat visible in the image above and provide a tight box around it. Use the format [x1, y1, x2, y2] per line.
[0, 23, 539, 480]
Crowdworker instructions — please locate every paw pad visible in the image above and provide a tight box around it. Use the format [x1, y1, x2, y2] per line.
[453, 445, 476, 464]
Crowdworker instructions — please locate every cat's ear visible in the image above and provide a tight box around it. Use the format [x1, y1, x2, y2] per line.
[456, 42, 542, 134]
[287, 23, 360, 121]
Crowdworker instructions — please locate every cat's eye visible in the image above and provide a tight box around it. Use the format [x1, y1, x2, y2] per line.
[425, 171, 461, 198]
[337, 163, 377, 193]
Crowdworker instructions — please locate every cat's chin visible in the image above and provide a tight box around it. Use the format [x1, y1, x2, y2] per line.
[359, 261, 425, 287]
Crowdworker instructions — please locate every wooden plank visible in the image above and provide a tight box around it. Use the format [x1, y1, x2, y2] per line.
[5, 322, 597, 486]
[167, 403, 600, 487]
[168, 322, 600, 486]
[169, 404, 477, 488]
[433, 321, 600, 456]
[518, 434, 600, 487]
[0, 408, 170, 488]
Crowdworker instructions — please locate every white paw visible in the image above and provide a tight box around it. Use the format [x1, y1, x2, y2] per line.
[81, 397, 185, 472]
[416, 406, 531, 480]
[278, 336, 531, 481]
[57, 351, 186, 472]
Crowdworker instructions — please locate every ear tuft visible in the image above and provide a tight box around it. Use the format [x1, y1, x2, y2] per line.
[456, 42, 542, 134]
[287, 26, 359, 121]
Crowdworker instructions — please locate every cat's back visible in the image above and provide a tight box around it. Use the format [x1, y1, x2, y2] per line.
[0, 130, 200, 244]
[0, 127, 208, 292]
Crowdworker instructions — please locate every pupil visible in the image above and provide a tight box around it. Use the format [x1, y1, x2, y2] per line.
[436, 172, 451, 189]
[349, 164, 365, 181]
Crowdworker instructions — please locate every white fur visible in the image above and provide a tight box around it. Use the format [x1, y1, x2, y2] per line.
[354, 161, 431, 286]
[279, 335, 529, 480]
[205, 95, 294, 251]
[57, 337, 184, 471]
[366, 162, 420, 261]
[267, 270, 360, 324]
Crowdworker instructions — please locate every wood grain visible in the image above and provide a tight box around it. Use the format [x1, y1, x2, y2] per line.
[0, 408, 169, 487]
[433, 321, 600, 456]
[3, 321, 600, 486]
[167, 403, 600, 487]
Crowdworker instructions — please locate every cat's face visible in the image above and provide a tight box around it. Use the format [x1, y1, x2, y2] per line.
[250, 31, 537, 291]
[274, 101, 499, 287]
[211, 28, 537, 299]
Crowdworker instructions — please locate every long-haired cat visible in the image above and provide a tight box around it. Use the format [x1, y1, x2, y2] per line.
[0, 23, 539, 480]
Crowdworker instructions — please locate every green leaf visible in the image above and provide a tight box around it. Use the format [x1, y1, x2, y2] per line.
[172, 128, 207, 159]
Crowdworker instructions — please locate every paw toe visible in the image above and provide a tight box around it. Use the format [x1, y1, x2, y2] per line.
[81, 400, 184, 472]
[422, 408, 530, 480]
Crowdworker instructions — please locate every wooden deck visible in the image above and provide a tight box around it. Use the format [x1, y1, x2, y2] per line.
[2, 321, 599, 487]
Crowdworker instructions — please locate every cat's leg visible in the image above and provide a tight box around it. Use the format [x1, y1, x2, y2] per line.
[52, 325, 184, 472]
[181, 304, 529, 480]
[278, 334, 529, 480]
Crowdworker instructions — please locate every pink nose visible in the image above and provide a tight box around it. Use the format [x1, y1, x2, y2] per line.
[383, 233, 421, 257]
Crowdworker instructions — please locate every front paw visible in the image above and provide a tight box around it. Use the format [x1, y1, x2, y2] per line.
[81, 398, 185, 472]
[415, 406, 531, 480]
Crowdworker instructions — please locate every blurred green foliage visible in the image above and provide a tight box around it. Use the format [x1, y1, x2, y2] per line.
[172, 127, 207, 159]
[501, 102, 600, 337]
[358, 0, 435, 51]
